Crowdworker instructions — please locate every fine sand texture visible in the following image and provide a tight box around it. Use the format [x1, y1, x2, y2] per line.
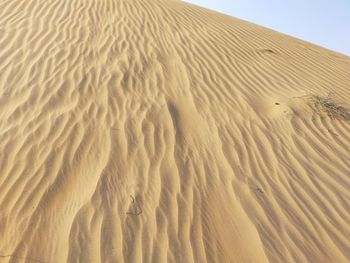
[1, 0, 350, 262]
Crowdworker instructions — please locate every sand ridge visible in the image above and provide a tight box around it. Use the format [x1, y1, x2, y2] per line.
[0, 0, 350, 262]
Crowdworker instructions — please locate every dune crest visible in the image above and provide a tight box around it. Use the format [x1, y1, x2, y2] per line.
[0, 0, 350, 262]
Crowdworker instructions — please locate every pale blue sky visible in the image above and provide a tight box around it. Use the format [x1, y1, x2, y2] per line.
[184, 0, 350, 56]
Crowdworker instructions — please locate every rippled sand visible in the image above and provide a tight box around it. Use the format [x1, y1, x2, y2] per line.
[0, 0, 350, 262]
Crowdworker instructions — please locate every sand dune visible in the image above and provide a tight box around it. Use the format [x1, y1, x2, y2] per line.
[0, 0, 350, 262]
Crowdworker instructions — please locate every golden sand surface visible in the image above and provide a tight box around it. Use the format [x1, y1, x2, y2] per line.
[0, 0, 350, 262]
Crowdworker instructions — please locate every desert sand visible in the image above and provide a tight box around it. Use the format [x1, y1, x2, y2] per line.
[0, 0, 350, 262]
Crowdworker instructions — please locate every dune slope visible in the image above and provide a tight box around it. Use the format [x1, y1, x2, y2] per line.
[0, 0, 350, 262]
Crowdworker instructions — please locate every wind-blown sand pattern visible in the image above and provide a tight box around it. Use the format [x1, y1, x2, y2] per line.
[0, 0, 350, 262]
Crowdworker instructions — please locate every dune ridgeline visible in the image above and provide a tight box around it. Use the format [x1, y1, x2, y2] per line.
[0, 0, 350, 262]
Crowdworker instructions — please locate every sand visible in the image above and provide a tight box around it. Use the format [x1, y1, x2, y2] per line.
[0, 0, 350, 262]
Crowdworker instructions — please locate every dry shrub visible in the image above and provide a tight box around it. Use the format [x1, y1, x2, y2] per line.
[311, 94, 349, 121]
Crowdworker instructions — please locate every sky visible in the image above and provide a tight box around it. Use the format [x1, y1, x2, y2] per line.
[184, 0, 350, 56]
